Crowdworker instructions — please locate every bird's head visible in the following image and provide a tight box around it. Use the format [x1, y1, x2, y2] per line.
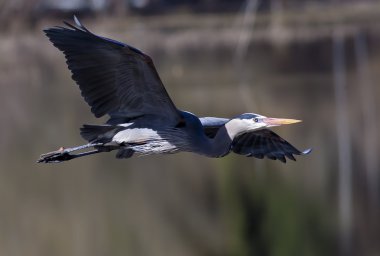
[238, 113, 301, 129]
[226, 113, 301, 138]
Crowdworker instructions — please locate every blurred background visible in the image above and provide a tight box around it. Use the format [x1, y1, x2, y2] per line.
[1, 0, 380, 255]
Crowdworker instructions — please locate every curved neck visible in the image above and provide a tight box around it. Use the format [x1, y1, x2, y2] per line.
[200, 120, 246, 157]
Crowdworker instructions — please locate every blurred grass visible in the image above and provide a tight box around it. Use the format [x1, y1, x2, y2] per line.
[219, 157, 335, 256]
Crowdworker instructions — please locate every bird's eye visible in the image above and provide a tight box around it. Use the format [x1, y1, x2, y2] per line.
[254, 118, 259, 122]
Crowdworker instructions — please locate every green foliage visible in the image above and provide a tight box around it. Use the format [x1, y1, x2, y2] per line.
[219, 158, 336, 256]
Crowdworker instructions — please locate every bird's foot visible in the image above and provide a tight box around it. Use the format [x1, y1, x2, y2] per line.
[37, 147, 74, 163]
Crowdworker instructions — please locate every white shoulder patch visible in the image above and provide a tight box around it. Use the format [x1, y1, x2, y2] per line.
[118, 123, 134, 127]
[112, 128, 160, 144]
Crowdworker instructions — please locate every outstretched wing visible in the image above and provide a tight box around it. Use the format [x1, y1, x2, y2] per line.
[44, 16, 181, 124]
[232, 129, 311, 163]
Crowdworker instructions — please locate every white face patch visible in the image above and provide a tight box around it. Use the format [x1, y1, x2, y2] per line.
[225, 119, 245, 139]
[248, 118, 267, 130]
[225, 118, 268, 139]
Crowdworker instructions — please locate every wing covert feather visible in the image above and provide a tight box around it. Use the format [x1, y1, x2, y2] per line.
[232, 129, 311, 162]
[44, 17, 181, 124]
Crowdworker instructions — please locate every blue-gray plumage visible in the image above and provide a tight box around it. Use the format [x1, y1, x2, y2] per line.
[38, 17, 311, 164]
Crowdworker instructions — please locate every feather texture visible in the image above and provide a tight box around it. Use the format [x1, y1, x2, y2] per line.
[232, 129, 311, 162]
[44, 18, 181, 125]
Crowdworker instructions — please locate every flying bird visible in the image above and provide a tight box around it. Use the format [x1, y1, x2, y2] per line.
[38, 17, 311, 163]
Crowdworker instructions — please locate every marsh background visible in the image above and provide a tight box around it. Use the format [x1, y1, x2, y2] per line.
[1, 0, 380, 255]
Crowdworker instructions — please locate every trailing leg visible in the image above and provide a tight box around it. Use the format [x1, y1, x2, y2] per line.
[37, 143, 104, 163]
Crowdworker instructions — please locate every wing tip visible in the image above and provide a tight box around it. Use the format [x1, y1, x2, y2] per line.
[73, 15, 81, 26]
[278, 156, 286, 163]
[72, 15, 91, 32]
[302, 148, 312, 155]
[43, 15, 90, 34]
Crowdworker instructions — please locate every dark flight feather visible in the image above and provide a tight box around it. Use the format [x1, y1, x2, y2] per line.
[44, 17, 181, 125]
[232, 129, 311, 162]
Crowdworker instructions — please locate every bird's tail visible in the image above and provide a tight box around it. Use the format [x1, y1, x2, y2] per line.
[80, 124, 121, 143]
[81, 125, 135, 159]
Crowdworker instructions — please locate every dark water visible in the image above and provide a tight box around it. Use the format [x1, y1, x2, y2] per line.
[1, 13, 379, 256]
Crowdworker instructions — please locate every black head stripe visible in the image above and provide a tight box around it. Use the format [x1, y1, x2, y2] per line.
[237, 113, 261, 120]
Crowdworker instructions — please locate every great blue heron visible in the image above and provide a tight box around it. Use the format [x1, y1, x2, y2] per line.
[38, 17, 311, 164]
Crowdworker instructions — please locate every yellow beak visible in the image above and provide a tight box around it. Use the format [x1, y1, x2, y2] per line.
[262, 118, 302, 127]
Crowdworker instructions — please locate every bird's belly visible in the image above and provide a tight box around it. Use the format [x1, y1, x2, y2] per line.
[111, 128, 177, 155]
